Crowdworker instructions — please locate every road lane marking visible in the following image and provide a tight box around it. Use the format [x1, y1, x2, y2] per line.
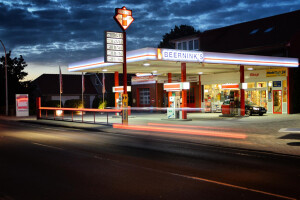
[279, 128, 300, 133]
[169, 173, 296, 200]
[93, 153, 296, 200]
[32, 142, 64, 150]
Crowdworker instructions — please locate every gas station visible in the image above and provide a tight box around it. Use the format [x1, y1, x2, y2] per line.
[68, 47, 299, 121]
[67, 6, 299, 124]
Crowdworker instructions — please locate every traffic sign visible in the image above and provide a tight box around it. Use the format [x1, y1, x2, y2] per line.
[114, 6, 134, 31]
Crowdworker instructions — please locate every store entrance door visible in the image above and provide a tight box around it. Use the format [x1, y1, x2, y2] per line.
[187, 86, 196, 108]
[273, 90, 282, 114]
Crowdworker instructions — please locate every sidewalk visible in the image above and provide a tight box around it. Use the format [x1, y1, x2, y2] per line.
[1, 112, 300, 156]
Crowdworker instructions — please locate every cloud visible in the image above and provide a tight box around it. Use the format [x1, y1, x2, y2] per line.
[0, 0, 299, 81]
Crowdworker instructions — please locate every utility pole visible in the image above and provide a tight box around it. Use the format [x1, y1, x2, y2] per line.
[0, 40, 8, 116]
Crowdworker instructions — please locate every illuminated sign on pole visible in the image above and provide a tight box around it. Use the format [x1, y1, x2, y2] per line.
[113, 6, 134, 125]
[16, 94, 29, 117]
[105, 31, 124, 63]
[113, 6, 134, 31]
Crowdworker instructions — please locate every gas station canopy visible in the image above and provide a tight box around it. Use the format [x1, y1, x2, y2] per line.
[68, 48, 299, 74]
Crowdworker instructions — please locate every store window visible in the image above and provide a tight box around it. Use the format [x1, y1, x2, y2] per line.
[188, 40, 193, 50]
[194, 40, 199, 50]
[177, 42, 182, 50]
[183, 42, 187, 50]
[247, 82, 255, 88]
[283, 80, 287, 102]
[257, 82, 267, 88]
[204, 84, 229, 112]
[139, 88, 150, 105]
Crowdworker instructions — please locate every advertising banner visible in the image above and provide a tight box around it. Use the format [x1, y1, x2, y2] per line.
[266, 68, 287, 77]
[16, 94, 29, 117]
[131, 75, 157, 85]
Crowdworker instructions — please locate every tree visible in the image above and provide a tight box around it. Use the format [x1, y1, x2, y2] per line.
[158, 25, 200, 49]
[0, 51, 28, 113]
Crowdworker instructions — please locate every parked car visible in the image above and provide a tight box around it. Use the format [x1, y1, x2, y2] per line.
[222, 99, 267, 116]
[245, 102, 267, 116]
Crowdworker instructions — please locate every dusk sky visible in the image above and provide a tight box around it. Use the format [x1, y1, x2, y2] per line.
[0, 0, 300, 81]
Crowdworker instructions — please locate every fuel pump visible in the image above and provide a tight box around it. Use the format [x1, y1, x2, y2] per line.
[167, 94, 181, 119]
[164, 82, 190, 120]
[167, 96, 176, 119]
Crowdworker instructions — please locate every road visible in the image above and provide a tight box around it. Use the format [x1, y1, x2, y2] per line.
[0, 119, 299, 200]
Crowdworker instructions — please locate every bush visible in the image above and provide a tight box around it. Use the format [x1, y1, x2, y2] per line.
[98, 101, 107, 109]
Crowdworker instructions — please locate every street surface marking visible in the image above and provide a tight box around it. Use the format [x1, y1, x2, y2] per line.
[279, 128, 300, 133]
[92, 153, 296, 200]
[32, 142, 64, 150]
[171, 173, 296, 200]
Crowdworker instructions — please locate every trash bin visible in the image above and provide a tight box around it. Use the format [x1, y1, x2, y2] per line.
[221, 104, 230, 115]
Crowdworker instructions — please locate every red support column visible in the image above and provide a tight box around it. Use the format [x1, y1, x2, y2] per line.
[287, 68, 291, 114]
[199, 74, 202, 111]
[114, 71, 119, 115]
[240, 65, 245, 116]
[155, 81, 158, 108]
[181, 63, 187, 119]
[168, 73, 172, 107]
[36, 97, 41, 119]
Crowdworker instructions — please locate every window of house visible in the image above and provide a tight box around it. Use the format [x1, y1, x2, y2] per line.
[139, 88, 150, 105]
[250, 29, 259, 34]
[177, 42, 182, 49]
[188, 40, 193, 50]
[182, 42, 187, 50]
[264, 27, 274, 33]
[194, 39, 199, 50]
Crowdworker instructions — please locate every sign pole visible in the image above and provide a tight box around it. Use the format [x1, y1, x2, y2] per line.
[122, 30, 128, 125]
[123, 30, 127, 95]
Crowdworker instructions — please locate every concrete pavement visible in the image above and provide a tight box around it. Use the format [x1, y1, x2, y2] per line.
[1, 112, 300, 156]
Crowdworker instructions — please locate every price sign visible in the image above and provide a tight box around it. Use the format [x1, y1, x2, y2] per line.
[107, 44, 123, 51]
[107, 50, 123, 57]
[105, 31, 124, 63]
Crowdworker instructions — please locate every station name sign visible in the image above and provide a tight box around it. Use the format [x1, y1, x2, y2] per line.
[157, 49, 204, 63]
[105, 31, 124, 63]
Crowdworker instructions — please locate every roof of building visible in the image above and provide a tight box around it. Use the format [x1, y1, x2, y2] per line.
[201, 10, 300, 55]
[33, 74, 98, 95]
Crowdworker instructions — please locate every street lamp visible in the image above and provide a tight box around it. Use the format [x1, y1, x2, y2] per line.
[0, 40, 8, 116]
